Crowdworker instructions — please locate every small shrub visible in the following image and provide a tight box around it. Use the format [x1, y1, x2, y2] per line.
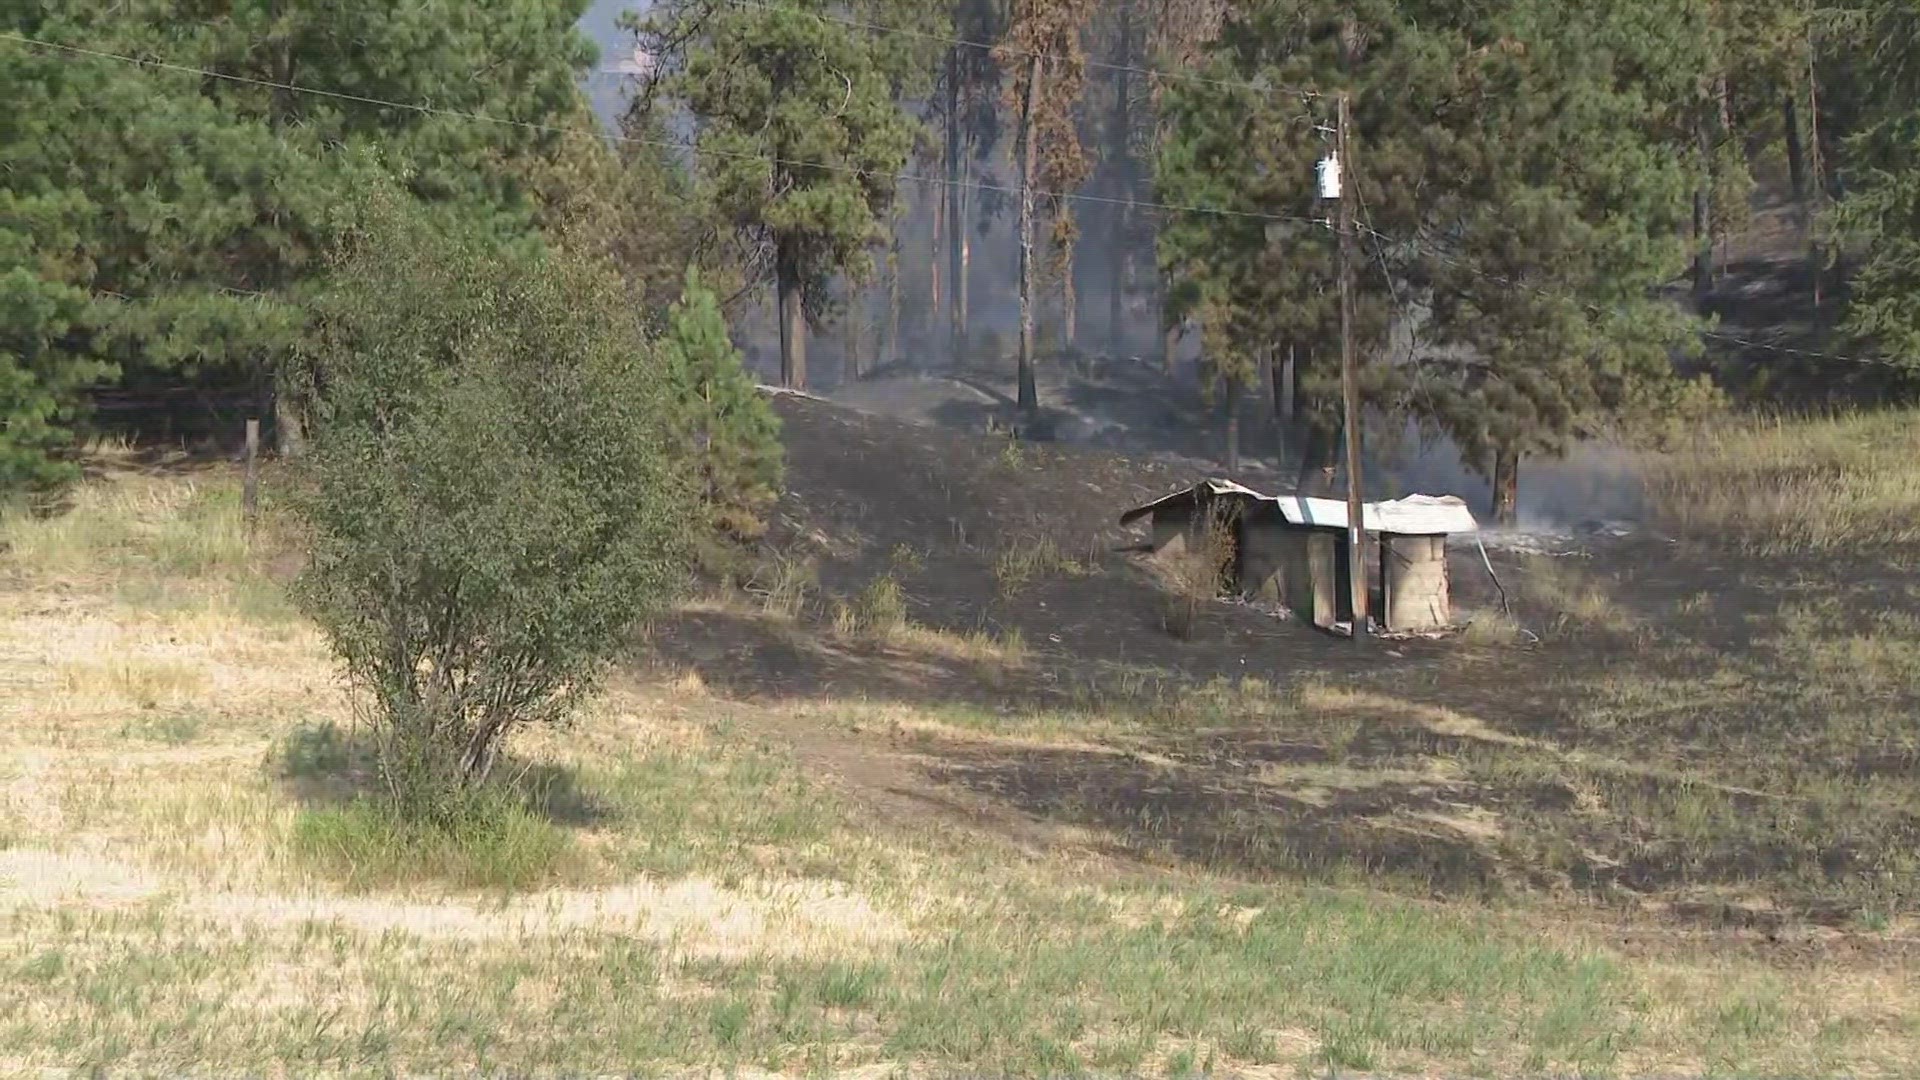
[291, 788, 574, 892]
[1157, 505, 1236, 639]
[661, 269, 784, 540]
[294, 194, 688, 805]
[753, 554, 817, 620]
[854, 574, 910, 638]
[993, 534, 1085, 598]
[828, 573, 913, 641]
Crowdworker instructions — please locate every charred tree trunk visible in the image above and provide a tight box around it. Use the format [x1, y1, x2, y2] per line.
[1784, 91, 1808, 204]
[1224, 378, 1241, 474]
[777, 238, 806, 389]
[930, 182, 944, 332]
[1295, 405, 1340, 497]
[946, 47, 966, 360]
[1277, 343, 1297, 420]
[1106, 0, 1133, 357]
[886, 236, 902, 370]
[1693, 119, 1714, 298]
[1016, 55, 1042, 414]
[1490, 447, 1519, 527]
[1163, 320, 1180, 378]
[1063, 236, 1078, 352]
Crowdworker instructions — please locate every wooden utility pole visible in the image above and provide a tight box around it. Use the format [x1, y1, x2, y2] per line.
[1333, 91, 1368, 644]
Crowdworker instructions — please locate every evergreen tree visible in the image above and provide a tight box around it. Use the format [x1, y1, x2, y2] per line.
[642, 0, 929, 391]
[1833, 1, 1920, 377]
[1158, 0, 1707, 517]
[0, 0, 601, 477]
[660, 269, 785, 539]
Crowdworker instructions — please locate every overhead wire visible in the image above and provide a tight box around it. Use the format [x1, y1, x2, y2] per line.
[0, 30, 1329, 232]
[3, 27, 1895, 373]
[710, 0, 1321, 99]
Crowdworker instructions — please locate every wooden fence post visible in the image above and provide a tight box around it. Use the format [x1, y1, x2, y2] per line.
[243, 418, 260, 537]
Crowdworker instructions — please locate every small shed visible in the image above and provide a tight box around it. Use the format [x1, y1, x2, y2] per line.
[1120, 480, 1477, 633]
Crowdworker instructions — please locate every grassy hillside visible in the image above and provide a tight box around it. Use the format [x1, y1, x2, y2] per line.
[2, 416, 1918, 1076]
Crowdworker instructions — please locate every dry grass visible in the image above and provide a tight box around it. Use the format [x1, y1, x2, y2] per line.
[991, 534, 1088, 598]
[1642, 410, 1920, 555]
[1153, 506, 1236, 639]
[4, 461, 1919, 1075]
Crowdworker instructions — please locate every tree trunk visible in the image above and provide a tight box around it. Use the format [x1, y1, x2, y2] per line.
[959, 189, 972, 360]
[1805, 30, 1828, 310]
[946, 47, 965, 360]
[1490, 447, 1519, 528]
[1692, 120, 1713, 298]
[1106, 0, 1133, 358]
[1783, 91, 1807, 204]
[930, 182, 944, 334]
[886, 236, 902, 371]
[1258, 348, 1275, 424]
[1278, 343, 1296, 420]
[1296, 412, 1340, 497]
[777, 240, 806, 389]
[1163, 320, 1179, 378]
[1224, 379, 1241, 474]
[1016, 54, 1042, 415]
[273, 383, 305, 458]
[1062, 236, 1078, 352]
[844, 305, 864, 383]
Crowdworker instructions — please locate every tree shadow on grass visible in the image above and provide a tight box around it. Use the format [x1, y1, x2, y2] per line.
[271, 721, 615, 828]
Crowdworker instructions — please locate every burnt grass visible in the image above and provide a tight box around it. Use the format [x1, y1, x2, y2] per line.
[647, 393, 1920, 929]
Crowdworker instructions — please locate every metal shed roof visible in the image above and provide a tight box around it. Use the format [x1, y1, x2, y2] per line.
[1120, 480, 1477, 536]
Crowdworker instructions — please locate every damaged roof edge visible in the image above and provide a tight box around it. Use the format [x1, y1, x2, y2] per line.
[1120, 479, 1479, 536]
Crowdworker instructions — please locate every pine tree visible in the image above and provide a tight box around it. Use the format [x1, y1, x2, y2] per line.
[1158, 0, 1707, 515]
[0, 0, 602, 478]
[643, 0, 929, 391]
[661, 269, 785, 539]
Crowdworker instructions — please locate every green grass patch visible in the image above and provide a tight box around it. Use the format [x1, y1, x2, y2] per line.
[290, 791, 577, 892]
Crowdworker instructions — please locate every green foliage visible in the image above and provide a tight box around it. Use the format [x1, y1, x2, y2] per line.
[1834, 2, 1920, 378]
[1158, 0, 1705, 473]
[0, 269, 111, 490]
[661, 270, 784, 539]
[641, 0, 931, 382]
[294, 193, 688, 798]
[0, 0, 598, 485]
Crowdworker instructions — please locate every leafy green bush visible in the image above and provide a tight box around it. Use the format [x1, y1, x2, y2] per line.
[660, 268, 783, 539]
[294, 195, 688, 807]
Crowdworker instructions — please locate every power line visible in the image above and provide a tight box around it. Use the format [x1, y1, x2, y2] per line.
[711, 0, 1319, 101]
[10, 31, 1885, 373]
[0, 31, 1328, 231]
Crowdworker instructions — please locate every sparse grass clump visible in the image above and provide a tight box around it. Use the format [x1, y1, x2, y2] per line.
[1643, 410, 1920, 554]
[992, 534, 1087, 598]
[834, 572, 909, 640]
[752, 553, 817, 619]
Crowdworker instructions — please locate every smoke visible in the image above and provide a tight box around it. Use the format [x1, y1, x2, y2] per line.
[1367, 423, 1650, 533]
[575, 4, 1652, 534]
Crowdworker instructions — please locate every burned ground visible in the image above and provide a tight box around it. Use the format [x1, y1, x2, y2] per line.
[648, 392, 1920, 934]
